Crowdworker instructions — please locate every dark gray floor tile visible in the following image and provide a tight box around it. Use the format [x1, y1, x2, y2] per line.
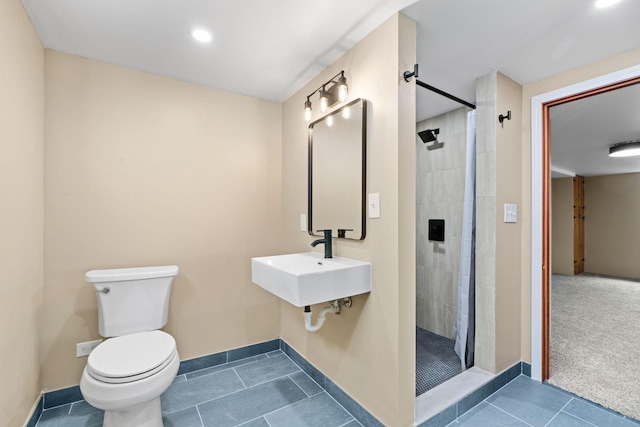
[38, 405, 70, 422]
[238, 417, 270, 426]
[161, 368, 245, 414]
[265, 392, 354, 427]
[186, 355, 267, 380]
[564, 399, 637, 427]
[234, 353, 300, 387]
[228, 339, 280, 362]
[69, 401, 101, 417]
[37, 402, 103, 427]
[506, 363, 521, 383]
[487, 376, 571, 426]
[267, 350, 284, 357]
[341, 421, 363, 427]
[457, 373, 506, 416]
[26, 395, 43, 427]
[173, 374, 187, 384]
[522, 362, 532, 377]
[326, 379, 382, 427]
[547, 412, 595, 426]
[418, 406, 456, 427]
[198, 377, 307, 427]
[178, 352, 227, 375]
[283, 343, 326, 388]
[44, 386, 82, 409]
[163, 406, 203, 427]
[455, 402, 529, 426]
[289, 371, 323, 396]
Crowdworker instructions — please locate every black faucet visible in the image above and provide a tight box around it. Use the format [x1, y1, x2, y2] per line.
[311, 229, 333, 258]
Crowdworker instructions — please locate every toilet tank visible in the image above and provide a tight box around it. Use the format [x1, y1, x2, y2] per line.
[86, 265, 179, 338]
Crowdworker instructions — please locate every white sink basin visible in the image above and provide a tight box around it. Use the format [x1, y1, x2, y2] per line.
[251, 252, 372, 307]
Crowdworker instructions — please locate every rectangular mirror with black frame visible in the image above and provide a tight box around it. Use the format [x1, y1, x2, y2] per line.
[308, 98, 367, 240]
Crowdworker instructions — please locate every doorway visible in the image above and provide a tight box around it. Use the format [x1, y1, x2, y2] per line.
[531, 65, 640, 409]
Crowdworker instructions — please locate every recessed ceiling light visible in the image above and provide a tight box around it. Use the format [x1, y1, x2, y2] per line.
[191, 28, 212, 43]
[595, 0, 622, 9]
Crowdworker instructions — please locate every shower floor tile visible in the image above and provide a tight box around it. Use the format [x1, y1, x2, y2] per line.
[416, 327, 462, 396]
[34, 351, 362, 427]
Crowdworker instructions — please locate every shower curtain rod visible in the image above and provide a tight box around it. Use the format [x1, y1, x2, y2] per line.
[416, 79, 476, 110]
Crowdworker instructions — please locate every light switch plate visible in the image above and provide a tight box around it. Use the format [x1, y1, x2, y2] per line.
[300, 214, 307, 232]
[369, 193, 380, 218]
[504, 204, 517, 223]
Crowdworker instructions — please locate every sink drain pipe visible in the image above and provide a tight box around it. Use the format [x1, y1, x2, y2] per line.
[303, 298, 352, 332]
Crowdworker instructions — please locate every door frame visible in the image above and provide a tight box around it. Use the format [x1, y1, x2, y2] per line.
[530, 64, 640, 382]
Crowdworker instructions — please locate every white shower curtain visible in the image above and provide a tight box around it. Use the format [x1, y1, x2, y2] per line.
[453, 110, 476, 370]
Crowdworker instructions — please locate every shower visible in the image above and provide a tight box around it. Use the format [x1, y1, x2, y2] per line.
[415, 109, 476, 396]
[409, 63, 477, 396]
[418, 128, 444, 150]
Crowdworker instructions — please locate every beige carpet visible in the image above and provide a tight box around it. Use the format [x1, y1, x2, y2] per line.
[549, 273, 640, 420]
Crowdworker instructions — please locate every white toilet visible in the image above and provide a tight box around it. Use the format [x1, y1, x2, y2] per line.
[80, 265, 180, 427]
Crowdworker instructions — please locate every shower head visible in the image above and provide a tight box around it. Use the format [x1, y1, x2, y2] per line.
[418, 128, 444, 150]
[418, 128, 439, 143]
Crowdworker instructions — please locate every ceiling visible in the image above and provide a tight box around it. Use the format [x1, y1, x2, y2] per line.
[19, 0, 640, 176]
[550, 82, 640, 178]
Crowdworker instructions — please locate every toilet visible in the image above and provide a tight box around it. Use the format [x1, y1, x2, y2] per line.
[80, 265, 180, 427]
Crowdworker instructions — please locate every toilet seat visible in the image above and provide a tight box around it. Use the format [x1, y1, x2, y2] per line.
[87, 330, 176, 384]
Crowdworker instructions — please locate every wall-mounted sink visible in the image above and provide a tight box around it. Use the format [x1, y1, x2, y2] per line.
[251, 252, 372, 307]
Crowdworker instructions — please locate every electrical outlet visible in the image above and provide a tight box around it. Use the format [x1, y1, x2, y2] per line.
[76, 339, 102, 357]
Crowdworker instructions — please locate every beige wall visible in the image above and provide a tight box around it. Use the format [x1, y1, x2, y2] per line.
[0, 0, 44, 426]
[584, 173, 640, 279]
[280, 13, 416, 427]
[551, 178, 574, 275]
[520, 47, 640, 363]
[494, 72, 523, 373]
[42, 50, 283, 390]
[475, 72, 523, 373]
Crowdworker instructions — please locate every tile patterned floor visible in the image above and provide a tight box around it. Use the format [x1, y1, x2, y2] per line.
[416, 328, 461, 396]
[34, 352, 640, 427]
[34, 350, 362, 427]
[446, 376, 640, 427]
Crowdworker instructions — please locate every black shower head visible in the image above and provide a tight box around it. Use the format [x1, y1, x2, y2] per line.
[418, 128, 439, 143]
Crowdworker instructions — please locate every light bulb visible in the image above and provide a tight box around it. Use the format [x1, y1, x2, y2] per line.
[337, 74, 348, 102]
[304, 98, 312, 122]
[319, 87, 328, 113]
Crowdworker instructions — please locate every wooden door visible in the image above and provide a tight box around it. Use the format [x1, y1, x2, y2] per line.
[573, 176, 585, 275]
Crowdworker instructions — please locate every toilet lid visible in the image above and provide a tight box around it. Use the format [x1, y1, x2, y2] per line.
[87, 330, 176, 384]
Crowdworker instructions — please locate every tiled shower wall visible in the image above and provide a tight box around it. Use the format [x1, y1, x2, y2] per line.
[416, 107, 469, 339]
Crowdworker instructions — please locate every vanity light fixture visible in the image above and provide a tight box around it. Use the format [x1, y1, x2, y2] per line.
[609, 140, 640, 157]
[304, 71, 349, 121]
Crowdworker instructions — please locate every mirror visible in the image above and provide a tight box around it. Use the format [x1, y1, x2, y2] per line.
[308, 98, 367, 240]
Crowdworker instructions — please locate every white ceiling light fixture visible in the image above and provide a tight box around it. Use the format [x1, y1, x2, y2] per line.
[595, 0, 622, 9]
[609, 140, 640, 157]
[191, 28, 212, 43]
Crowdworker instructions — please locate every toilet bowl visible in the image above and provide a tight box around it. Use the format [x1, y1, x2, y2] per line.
[80, 331, 179, 427]
[80, 265, 179, 427]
